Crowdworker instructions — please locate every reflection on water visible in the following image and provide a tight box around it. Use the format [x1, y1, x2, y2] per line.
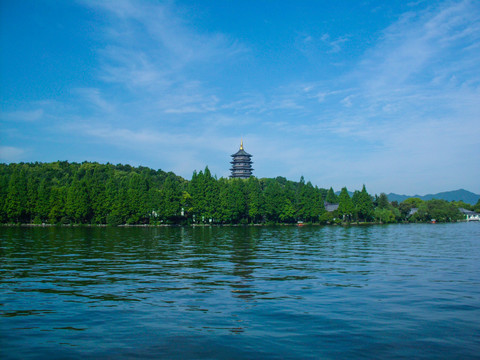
[1, 224, 480, 359]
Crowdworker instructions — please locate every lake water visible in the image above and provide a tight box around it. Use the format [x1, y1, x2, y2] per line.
[1, 223, 479, 359]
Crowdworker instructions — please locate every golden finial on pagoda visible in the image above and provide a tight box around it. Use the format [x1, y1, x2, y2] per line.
[240, 139, 244, 150]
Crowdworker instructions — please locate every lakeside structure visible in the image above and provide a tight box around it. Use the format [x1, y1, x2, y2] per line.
[230, 140, 254, 179]
[459, 208, 480, 221]
[324, 202, 339, 212]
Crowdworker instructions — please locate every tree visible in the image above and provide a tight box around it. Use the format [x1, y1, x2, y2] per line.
[246, 177, 263, 223]
[189, 170, 205, 219]
[203, 167, 220, 221]
[49, 186, 66, 224]
[181, 191, 192, 220]
[35, 179, 51, 222]
[338, 187, 354, 221]
[451, 201, 473, 211]
[474, 199, 480, 213]
[89, 164, 110, 224]
[326, 187, 338, 203]
[218, 178, 247, 223]
[355, 185, 374, 222]
[280, 199, 296, 223]
[0, 161, 379, 226]
[403, 197, 424, 208]
[106, 178, 128, 226]
[374, 208, 396, 223]
[66, 178, 91, 223]
[299, 181, 322, 222]
[263, 179, 285, 223]
[311, 186, 326, 222]
[161, 174, 182, 222]
[377, 193, 390, 209]
[26, 176, 39, 222]
[399, 198, 424, 220]
[4, 168, 28, 223]
[294, 177, 307, 221]
[411, 199, 462, 222]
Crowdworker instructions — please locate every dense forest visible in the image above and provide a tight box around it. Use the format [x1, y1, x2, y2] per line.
[1, 162, 477, 225]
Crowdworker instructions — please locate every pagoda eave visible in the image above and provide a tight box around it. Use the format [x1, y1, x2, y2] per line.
[230, 140, 254, 179]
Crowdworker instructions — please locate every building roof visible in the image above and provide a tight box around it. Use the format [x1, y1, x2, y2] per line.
[324, 202, 339, 212]
[231, 149, 252, 157]
[231, 139, 252, 157]
[408, 208, 419, 216]
[459, 208, 479, 215]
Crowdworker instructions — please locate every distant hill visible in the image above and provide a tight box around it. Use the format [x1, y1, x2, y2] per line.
[387, 189, 480, 205]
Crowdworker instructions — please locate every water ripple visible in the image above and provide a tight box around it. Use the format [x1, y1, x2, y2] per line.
[1, 223, 479, 359]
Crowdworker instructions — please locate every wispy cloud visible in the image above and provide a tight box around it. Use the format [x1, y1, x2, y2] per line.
[159, 82, 220, 114]
[1, 109, 44, 122]
[92, 0, 244, 63]
[296, 0, 480, 134]
[61, 120, 255, 177]
[0, 146, 26, 162]
[3, 0, 478, 194]
[255, 0, 480, 193]
[320, 33, 350, 53]
[296, 32, 350, 58]
[357, 0, 480, 103]
[83, 0, 246, 111]
[74, 88, 116, 113]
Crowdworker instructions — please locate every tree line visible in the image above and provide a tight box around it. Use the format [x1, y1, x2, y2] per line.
[1, 161, 476, 225]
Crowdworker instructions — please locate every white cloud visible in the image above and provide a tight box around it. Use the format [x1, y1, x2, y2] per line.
[77, 0, 251, 123]
[0, 146, 26, 162]
[1, 109, 44, 122]
[74, 88, 116, 113]
[320, 33, 349, 53]
[311, 2, 480, 139]
[85, 0, 245, 84]
[359, 0, 480, 95]
[3, 0, 478, 195]
[159, 83, 220, 114]
[98, 46, 171, 89]
[255, 0, 480, 193]
[60, 121, 242, 176]
[296, 32, 349, 58]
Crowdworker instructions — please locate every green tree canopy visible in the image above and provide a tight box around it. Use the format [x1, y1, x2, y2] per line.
[326, 187, 338, 203]
[3, 161, 452, 226]
[338, 187, 354, 221]
[376, 193, 390, 209]
[355, 185, 374, 222]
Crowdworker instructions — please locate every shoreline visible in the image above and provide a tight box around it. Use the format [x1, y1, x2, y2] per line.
[0, 220, 468, 228]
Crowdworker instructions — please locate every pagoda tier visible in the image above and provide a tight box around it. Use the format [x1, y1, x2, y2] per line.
[230, 141, 254, 179]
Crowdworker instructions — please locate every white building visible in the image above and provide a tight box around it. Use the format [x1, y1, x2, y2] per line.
[459, 208, 480, 221]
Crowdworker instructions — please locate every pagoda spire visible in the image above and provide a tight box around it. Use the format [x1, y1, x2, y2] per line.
[230, 140, 253, 179]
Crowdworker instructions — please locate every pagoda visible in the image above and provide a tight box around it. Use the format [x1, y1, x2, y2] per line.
[230, 140, 254, 179]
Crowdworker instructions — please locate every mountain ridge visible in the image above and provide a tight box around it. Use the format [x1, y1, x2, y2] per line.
[386, 189, 479, 205]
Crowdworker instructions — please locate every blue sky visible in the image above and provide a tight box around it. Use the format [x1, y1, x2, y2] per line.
[1, 0, 479, 195]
